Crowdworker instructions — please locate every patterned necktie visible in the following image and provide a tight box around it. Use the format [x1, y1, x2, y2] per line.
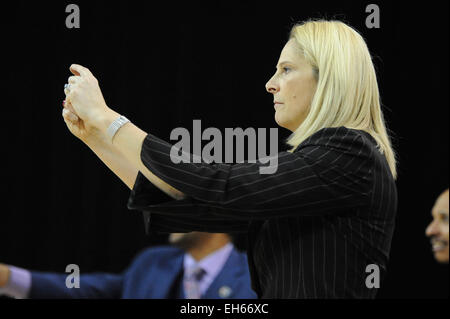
[183, 266, 206, 299]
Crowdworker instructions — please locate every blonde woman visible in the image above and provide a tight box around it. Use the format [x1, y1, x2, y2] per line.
[61, 19, 398, 298]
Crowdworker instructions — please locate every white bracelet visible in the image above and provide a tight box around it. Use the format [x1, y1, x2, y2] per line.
[107, 115, 130, 142]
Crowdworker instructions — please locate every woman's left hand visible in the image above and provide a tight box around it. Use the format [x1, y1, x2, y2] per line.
[64, 64, 110, 134]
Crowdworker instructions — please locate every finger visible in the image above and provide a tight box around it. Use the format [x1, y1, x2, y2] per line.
[70, 64, 90, 77]
[68, 75, 80, 84]
[62, 108, 71, 122]
[64, 89, 75, 99]
[62, 108, 79, 122]
[62, 115, 77, 133]
[63, 99, 77, 114]
[68, 111, 79, 122]
[64, 83, 76, 96]
[65, 87, 75, 102]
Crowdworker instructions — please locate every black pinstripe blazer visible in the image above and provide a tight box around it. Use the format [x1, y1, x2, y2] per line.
[127, 126, 398, 298]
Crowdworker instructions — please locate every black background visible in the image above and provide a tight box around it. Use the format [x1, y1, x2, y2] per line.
[1, 0, 448, 299]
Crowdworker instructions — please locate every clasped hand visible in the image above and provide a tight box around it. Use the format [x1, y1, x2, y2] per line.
[62, 64, 114, 143]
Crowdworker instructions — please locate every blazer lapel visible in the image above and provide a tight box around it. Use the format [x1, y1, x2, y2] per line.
[148, 253, 184, 298]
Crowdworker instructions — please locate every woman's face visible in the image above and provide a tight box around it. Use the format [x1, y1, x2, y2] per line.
[265, 39, 318, 132]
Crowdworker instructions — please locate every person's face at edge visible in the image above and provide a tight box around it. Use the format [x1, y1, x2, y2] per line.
[265, 38, 318, 132]
[426, 190, 449, 263]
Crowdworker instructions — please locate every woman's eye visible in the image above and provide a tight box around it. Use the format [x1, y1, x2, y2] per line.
[283, 67, 291, 74]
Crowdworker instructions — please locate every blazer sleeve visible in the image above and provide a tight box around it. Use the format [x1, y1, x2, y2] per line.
[128, 172, 250, 233]
[127, 126, 374, 231]
[28, 272, 123, 299]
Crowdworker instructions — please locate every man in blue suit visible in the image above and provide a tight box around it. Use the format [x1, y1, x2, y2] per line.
[0, 232, 256, 299]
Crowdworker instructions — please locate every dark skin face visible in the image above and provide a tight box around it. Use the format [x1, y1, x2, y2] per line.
[426, 189, 449, 263]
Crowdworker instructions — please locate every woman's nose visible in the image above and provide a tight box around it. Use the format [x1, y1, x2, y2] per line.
[265, 77, 279, 94]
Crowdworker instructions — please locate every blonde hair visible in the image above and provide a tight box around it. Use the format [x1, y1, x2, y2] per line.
[287, 19, 397, 179]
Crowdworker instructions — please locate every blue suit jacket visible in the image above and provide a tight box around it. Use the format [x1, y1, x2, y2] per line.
[29, 245, 257, 299]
